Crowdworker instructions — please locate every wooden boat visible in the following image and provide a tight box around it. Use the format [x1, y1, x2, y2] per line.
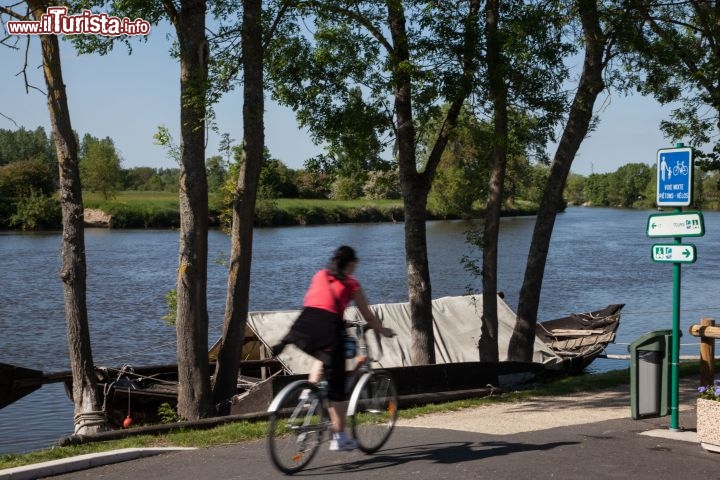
[69, 303, 625, 425]
[536, 303, 624, 375]
[0, 300, 624, 427]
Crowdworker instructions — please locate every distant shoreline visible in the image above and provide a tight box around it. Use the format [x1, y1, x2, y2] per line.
[0, 195, 539, 231]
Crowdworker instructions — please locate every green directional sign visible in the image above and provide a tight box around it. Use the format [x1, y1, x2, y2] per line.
[651, 244, 697, 263]
[647, 211, 705, 238]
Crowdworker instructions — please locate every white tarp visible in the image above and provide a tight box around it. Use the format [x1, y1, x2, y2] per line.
[246, 294, 562, 374]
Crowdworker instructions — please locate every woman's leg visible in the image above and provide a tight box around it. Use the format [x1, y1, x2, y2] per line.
[326, 332, 349, 434]
[308, 359, 324, 384]
[328, 400, 348, 433]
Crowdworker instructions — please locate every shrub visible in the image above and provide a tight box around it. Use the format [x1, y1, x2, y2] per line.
[9, 191, 61, 230]
[0, 159, 55, 198]
[363, 169, 401, 199]
[330, 176, 363, 200]
[157, 402, 181, 423]
[428, 166, 475, 218]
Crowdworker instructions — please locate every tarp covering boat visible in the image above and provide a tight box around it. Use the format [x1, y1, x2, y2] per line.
[245, 294, 563, 374]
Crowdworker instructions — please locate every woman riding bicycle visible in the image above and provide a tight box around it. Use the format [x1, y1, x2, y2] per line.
[272, 245, 394, 452]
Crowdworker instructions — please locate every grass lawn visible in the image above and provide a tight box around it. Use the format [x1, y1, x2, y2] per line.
[83, 192, 402, 210]
[84, 191, 181, 210]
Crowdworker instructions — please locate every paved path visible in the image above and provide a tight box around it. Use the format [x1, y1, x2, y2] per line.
[1, 379, 714, 480]
[397, 381, 696, 434]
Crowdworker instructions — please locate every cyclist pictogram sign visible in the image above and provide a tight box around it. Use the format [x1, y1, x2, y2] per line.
[657, 147, 692, 207]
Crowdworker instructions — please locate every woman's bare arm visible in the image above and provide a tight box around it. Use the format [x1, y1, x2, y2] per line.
[352, 288, 394, 337]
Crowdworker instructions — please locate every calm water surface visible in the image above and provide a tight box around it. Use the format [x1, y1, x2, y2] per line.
[2, 206, 719, 454]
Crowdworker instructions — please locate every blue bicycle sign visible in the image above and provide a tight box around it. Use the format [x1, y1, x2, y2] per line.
[657, 147, 692, 207]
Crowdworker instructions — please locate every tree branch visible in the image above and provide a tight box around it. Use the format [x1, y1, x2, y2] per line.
[160, 0, 180, 26]
[422, 0, 481, 185]
[301, 0, 394, 55]
[264, 0, 295, 49]
[0, 4, 28, 21]
[0, 111, 19, 127]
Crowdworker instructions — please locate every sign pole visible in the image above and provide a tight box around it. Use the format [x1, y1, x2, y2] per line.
[669, 142, 687, 431]
[652, 142, 696, 432]
[670, 213, 681, 431]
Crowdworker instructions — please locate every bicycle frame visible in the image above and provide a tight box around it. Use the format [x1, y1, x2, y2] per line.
[266, 319, 397, 472]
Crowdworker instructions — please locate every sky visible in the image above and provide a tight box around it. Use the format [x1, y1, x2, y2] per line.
[0, 18, 680, 177]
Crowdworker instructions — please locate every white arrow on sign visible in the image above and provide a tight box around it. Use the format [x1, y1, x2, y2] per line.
[651, 244, 697, 263]
[647, 211, 704, 237]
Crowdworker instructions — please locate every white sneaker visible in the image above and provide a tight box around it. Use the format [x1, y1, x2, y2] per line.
[299, 388, 311, 400]
[329, 434, 358, 452]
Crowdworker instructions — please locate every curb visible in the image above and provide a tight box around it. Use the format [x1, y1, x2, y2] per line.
[0, 447, 196, 480]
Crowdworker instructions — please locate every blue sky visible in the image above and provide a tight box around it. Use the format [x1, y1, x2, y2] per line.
[0, 20, 677, 177]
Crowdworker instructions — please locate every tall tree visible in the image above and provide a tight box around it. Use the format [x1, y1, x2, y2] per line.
[65, 0, 213, 418]
[0, 0, 105, 434]
[452, 0, 571, 362]
[509, 0, 616, 361]
[79, 135, 123, 199]
[478, 0, 507, 363]
[268, 0, 482, 364]
[163, 0, 214, 420]
[211, 0, 265, 412]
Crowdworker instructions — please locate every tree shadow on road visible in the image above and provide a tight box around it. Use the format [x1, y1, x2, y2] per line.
[299, 439, 579, 476]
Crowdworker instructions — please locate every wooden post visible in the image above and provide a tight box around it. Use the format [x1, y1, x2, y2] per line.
[699, 318, 715, 386]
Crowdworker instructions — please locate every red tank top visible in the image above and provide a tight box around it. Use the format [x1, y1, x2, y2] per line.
[303, 269, 360, 314]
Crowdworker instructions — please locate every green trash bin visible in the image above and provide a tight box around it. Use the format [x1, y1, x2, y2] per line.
[628, 329, 673, 419]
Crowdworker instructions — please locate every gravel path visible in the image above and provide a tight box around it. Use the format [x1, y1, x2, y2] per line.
[397, 380, 698, 434]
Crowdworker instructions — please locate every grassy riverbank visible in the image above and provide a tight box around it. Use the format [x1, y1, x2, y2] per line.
[0, 364, 700, 470]
[83, 191, 537, 229]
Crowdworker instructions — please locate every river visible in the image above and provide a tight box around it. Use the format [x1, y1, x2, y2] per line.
[1, 206, 719, 454]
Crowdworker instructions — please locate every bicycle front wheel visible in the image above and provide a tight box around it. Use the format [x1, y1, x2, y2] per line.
[267, 380, 327, 474]
[348, 371, 398, 453]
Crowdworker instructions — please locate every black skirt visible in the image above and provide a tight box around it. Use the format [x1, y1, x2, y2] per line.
[282, 307, 343, 356]
[281, 307, 348, 401]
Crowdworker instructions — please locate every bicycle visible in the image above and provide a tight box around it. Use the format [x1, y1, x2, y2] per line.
[673, 160, 688, 176]
[266, 319, 398, 474]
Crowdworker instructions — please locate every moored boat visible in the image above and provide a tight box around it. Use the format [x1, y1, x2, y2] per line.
[0, 296, 624, 427]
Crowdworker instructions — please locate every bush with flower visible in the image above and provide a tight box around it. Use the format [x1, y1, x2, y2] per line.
[698, 380, 720, 400]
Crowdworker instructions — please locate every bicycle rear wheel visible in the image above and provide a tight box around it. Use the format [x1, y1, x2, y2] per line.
[267, 381, 327, 474]
[348, 371, 398, 453]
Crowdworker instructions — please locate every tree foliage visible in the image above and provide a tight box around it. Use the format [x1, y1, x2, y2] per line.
[79, 134, 123, 199]
[0, 126, 55, 167]
[206, 155, 228, 193]
[621, 0, 720, 166]
[606, 162, 653, 207]
[0, 159, 55, 198]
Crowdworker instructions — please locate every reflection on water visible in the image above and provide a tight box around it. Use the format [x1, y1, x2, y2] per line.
[2, 207, 720, 453]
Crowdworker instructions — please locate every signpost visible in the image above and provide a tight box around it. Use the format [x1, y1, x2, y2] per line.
[648, 144, 700, 432]
[647, 212, 704, 238]
[651, 244, 697, 263]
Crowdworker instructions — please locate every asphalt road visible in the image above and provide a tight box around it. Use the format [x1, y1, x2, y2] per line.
[39, 412, 717, 480]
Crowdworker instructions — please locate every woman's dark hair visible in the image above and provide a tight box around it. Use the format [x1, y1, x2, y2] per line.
[327, 245, 358, 279]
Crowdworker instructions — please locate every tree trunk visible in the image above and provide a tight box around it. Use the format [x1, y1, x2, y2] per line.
[402, 183, 435, 365]
[509, 0, 606, 361]
[387, 1, 434, 364]
[212, 0, 264, 412]
[172, 0, 213, 420]
[27, 0, 104, 434]
[479, 0, 507, 363]
[387, 0, 480, 365]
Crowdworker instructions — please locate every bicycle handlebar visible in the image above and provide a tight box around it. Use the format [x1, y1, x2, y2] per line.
[344, 319, 387, 360]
